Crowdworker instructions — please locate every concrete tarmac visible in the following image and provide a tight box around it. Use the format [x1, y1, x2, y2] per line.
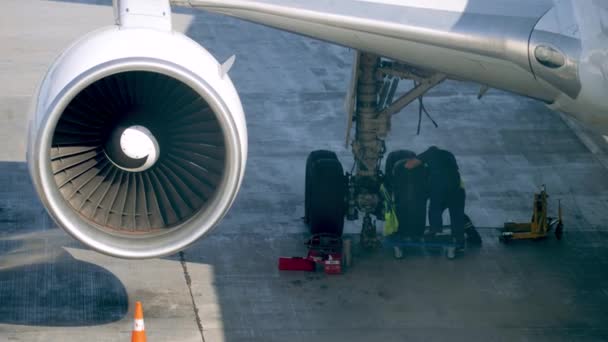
[2, 0, 608, 341]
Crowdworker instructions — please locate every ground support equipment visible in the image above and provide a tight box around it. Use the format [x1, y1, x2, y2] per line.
[278, 234, 343, 275]
[500, 185, 564, 242]
[386, 231, 465, 260]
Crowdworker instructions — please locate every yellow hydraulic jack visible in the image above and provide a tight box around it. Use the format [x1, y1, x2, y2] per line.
[500, 185, 564, 243]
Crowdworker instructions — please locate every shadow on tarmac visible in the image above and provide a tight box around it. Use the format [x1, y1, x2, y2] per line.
[0, 247, 128, 327]
[0, 162, 128, 327]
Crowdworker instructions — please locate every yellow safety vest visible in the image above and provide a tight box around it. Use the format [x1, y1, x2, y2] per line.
[380, 185, 399, 236]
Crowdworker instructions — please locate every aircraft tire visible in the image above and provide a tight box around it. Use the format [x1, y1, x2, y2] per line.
[307, 157, 346, 236]
[305, 150, 338, 224]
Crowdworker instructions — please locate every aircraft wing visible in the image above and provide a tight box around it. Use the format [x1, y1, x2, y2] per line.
[172, 0, 558, 100]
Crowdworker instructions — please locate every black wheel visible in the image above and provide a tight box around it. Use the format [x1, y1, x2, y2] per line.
[305, 150, 337, 224]
[384, 150, 416, 193]
[307, 158, 346, 235]
[555, 222, 564, 240]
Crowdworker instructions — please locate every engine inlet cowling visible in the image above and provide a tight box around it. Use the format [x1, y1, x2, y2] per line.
[52, 71, 225, 232]
[28, 26, 247, 258]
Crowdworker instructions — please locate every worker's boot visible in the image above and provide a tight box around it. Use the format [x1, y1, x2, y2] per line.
[446, 246, 456, 259]
[447, 238, 465, 260]
[464, 215, 482, 246]
[393, 246, 404, 259]
[465, 227, 482, 246]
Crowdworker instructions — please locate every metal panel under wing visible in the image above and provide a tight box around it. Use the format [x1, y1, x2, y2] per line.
[173, 0, 557, 100]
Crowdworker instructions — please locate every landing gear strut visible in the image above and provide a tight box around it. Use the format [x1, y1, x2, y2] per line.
[348, 53, 387, 248]
[360, 214, 379, 249]
[305, 51, 445, 248]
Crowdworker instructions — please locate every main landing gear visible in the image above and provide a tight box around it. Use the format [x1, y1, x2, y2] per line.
[304, 52, 446, 248]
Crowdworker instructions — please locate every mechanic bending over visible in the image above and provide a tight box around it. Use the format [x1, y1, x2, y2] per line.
[406, 146, 466, 253]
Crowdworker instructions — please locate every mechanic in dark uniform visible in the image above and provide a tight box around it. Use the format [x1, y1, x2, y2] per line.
[405, 146, 466, 252]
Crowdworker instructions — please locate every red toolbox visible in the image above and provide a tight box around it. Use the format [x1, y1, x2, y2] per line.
[278, 234, 343, 275]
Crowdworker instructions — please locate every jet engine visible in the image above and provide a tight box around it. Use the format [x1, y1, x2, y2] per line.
[27, 7, 247, 258]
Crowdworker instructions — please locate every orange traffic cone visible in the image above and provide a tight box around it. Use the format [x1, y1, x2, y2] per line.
[131, 301, 147, 342]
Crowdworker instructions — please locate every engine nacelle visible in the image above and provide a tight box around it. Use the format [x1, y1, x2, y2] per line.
[27, 23, 247, 258]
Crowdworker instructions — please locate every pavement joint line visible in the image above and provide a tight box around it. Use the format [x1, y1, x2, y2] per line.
[179, 251, 205, 342]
